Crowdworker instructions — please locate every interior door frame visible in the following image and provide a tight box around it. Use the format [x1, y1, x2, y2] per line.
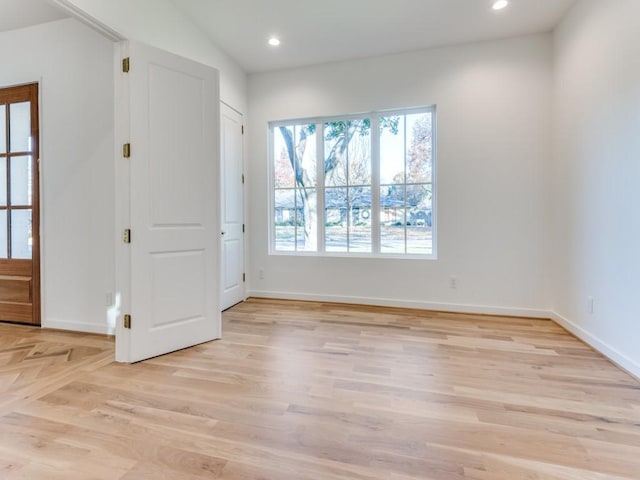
[0, 82, 41, 326]
[220, 101, 246, 310]
[114, 42, 132, 361]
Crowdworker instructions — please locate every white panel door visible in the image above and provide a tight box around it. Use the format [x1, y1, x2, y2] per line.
[220, 103, 245, 310]
[123, 41, 220, 363]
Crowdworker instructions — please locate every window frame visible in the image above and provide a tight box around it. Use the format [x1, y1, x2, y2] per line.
[268, 106, 437, 259]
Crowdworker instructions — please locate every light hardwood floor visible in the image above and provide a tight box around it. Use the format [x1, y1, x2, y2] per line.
[1, 298, 640, 479]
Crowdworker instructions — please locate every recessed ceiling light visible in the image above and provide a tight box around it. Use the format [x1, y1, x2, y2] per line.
[268, 37, 281, 47]
[492, 0, 509, 10]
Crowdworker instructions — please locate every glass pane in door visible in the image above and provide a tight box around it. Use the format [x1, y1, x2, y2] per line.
[0, 161, 6, 207]
[0, 105, 6, 153]
[11, 209, 32, 259]
[0, 210, 6, 259]
[10, 156, 32, 206]
[9, 102, 31, 153]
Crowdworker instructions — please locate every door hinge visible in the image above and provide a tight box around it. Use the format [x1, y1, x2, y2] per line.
[243, 273, 246, 282]
[242, 174, 245, 184]
[242, 224, 245, 233]
[123, 314, 131, 329]
[241, 125, 244, 135]
[123, 143, 131, 158]
[122, 57, 130, 73]
[123, 229, 131, 244]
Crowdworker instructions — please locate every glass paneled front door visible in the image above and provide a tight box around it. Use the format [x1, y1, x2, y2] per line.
[0, 83, 40, 325]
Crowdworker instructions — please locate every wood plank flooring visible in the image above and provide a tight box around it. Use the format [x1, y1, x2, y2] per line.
[1, 298, 640, 479]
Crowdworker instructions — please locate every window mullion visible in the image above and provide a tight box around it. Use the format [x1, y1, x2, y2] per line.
[403, 115, 408, 254]
[316, 123, 325, 252]
[269, 126, 275, 254]
[293, 126, 299, 252]
[371, 116, 380, 254]
[346, 127, 350, 253]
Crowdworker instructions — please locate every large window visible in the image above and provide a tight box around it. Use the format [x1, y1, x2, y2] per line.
[270, 107, 435, 257]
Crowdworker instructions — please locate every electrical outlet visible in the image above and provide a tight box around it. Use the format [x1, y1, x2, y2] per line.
[449, 275, 457, 289]
[587, 296, 594, 314]
[259, 269, 265, 280]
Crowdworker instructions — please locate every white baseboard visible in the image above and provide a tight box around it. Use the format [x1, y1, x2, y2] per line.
[246, 291, 640, 382]
[246, 290, 551, 318]
[40, 298, 639, 381]
[550, 311, 640, 381]
[43, 319, 115, 336]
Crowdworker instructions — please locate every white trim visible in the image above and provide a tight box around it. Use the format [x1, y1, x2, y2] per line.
[48, 0, 123, 41]
[430, 106, 438, 258]
[114, 41, 131, 362]
[371, 116, 381, 253]
[269, 105, 436, 128]
[245, 292, 640, 381]
[550, 311, 640, 381]
[43, 319, 115, 336]
[37, 77, 47, 329]
[267, 124, 276, 253]
[316, 124, 325, 252]
[40, 290, 640, 382]
[220, 100, 242, 116]
[220, 102, 246, 310]
[246, 290, 550, 318]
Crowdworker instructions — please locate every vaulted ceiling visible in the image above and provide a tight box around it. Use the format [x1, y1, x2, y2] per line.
[1, 0, 576, 74]
[172, 0, 576, 73]
[0, 0, 68, 33]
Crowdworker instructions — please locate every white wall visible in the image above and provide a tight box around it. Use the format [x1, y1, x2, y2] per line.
[0, 18, 115, 333]
[52, 0, 247, 113]
[552, 0, 640, 377]
[247, 34, 553, 316]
